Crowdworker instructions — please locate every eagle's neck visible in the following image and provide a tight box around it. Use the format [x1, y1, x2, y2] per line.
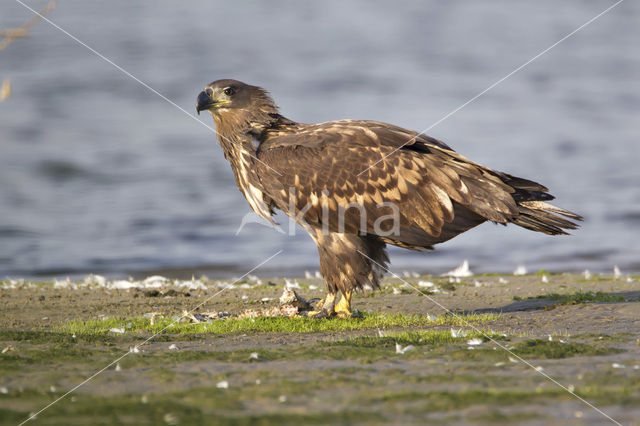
[214, 112, 296, 158]
[212, 111, 294, 223]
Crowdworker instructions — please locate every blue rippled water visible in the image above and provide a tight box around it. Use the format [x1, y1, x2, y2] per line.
[1, 1, 639, 279]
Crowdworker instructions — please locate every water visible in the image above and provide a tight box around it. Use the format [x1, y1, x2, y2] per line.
[1, 1, 639, 279]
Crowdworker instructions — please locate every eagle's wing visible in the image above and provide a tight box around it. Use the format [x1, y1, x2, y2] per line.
[257, 120, 576, 248]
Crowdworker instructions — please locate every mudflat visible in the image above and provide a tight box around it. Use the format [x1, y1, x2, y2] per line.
[1, 273, 638, 425]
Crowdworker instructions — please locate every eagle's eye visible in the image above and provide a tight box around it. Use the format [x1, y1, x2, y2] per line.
[223, 87, 235, 96]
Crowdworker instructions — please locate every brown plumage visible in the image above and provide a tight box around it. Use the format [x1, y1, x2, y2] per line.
[196, 79, 582, 317]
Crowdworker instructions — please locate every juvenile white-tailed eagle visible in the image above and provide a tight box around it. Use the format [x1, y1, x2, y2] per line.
[196, 79, 581, 317]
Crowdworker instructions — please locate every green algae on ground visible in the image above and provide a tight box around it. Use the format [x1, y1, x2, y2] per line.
[510, 339, 623, 359]
[56, 312, 500, 337]
[1, 387, 378, 426]
[334, 329, 499, 348]
[0, 343, 120, 374]
[0, 330, 117, 344]
[4, 378, 638, 426]
[513, 291, 627, 304]
[375, 388, 567, 410]
[3, 274, 638, 425]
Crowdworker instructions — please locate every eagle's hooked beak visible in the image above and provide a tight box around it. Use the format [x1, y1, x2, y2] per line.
[196, 90, 216, 115]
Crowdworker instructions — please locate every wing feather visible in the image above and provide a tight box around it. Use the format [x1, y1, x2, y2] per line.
[255, 120, 574, 248]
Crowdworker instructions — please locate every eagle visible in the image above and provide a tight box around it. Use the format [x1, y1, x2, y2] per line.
[196, 79, 581, 318]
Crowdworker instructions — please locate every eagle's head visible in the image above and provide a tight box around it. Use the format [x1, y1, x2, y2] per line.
[196, 79, 277, 118]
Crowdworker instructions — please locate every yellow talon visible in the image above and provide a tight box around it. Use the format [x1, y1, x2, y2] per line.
[334, 290, 352, 318]
[308, 293, 336, 317]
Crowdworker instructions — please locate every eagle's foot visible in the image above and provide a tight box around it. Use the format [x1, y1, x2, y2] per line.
[334, 290, 353, 319]
[306, 309, 333, 318]
[306, 293, 336, 318]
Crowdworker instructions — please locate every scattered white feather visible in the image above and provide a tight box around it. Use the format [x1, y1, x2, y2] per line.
[314, 271, 322, 279]
[473, 280, 482, 288]
[426, 314, 437, 321]
[168, 344, 179, 351]
[144, 312, 161, 325]
[392, 287, 401, 295]
[613, 265, 622, 279]
[241, 295, 248, 300]
[53, 278, 71, 288]
[567, 384, 575, 393]
[612, 363, 625, 369]
[110, 280, 137, 289]
[444, 260, 472, 277]
[49, 385, 56, 393]
[129, 346, 140, 353]
[498, 278, 509, 284]
[285, 279, 301, 289]
[0, 387, 8, 394]
[467, 338, 483, 346]
[418, 281, 435, 288]
[513, 265, 527, 276]
[278, 395, 287, 403]
[534, 366, 544, 372]
[583, 270, 592, 279]
[249, 352, 259, 360]
[163, 413, 179, 425]
[377, 328, 385, 337]
[109, 328, 125, 334]
[175, 279, 208, 290]
[247, 274, 262, 285]
[627, 277, 633, 283]
[451, 328, 465, 338]
[114, 363, 121, 372]
[261, 297, 272, 302]
[143, 276, 169, 287]
[494, 362, 505, 367]
[548, 335, 553, 342]
[508, 356, 518, 363]
[84, 274, 106, 286]
[395, 343, 415, 354]
[308, 284, 318, 290]
[541, 275, 549, 283]
[216, 381, 229, 389]
[304, 271, 313, 279]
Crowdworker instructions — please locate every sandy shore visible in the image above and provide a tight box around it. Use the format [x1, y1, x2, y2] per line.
[1, 273, 639, 425]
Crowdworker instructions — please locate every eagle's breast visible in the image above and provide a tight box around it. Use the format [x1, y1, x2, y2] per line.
[235, 150, 273, 222]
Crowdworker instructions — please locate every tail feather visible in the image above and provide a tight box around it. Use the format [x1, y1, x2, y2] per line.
[512, 200, 583, 235]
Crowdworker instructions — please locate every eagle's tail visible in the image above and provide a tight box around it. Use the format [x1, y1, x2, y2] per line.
[501, 174, 583, 235]
[512, 200, 583, 235]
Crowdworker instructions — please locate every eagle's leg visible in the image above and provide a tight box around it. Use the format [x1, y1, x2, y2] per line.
[308, 228, 388, 319]
[334, 290, 352, 318]
[307, 292, 336, 318]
